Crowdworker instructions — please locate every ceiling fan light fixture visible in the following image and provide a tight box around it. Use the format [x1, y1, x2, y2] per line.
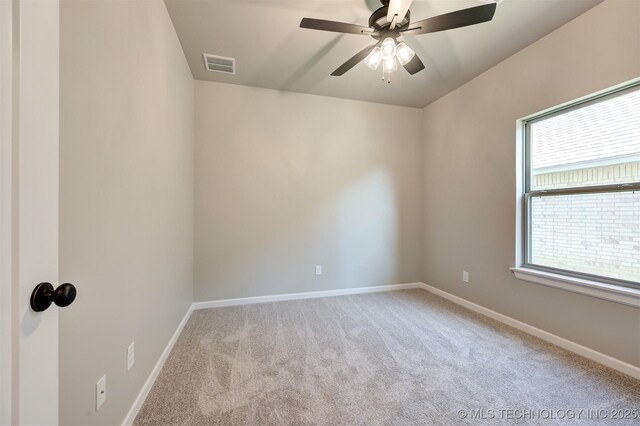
[364, 46, 382, 70]
[396, 42, 415, 66]
[380, 37, 396, 60]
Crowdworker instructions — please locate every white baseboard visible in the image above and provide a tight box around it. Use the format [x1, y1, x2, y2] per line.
[121, 304, 194, 426]
[419, 283, 640, 380]
[192, 282, 424, 310]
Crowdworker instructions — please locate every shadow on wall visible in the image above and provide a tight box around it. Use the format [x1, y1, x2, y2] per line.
[209, 168, 401, 296]
[335, 169, 399, 286]
[195, 85, 422, 301]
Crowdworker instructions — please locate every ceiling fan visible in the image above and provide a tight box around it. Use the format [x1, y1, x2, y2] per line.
[300, 0, 497, 78]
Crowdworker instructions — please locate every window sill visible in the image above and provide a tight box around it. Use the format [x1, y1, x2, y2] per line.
[510, 267, 640, 308]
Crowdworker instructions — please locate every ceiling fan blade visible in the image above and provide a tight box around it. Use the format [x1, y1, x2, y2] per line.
[403, 54, 425, 75]
[387, 0, 414, 26]
[331, 43, 379, 76]
[401, 3, 497, 36]
[300, 18, 376, 35]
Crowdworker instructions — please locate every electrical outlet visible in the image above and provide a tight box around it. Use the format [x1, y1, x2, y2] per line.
[462, 271, 469, 283]
[127, 341, 135, 371]
[96, 375, 106, 411]
[315, 265, 322, 276]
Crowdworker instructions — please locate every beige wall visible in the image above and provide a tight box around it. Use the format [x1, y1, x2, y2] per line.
[421, 0, 640, 367]
[59, 1, 194, 424]
[194, 81, 423, 301]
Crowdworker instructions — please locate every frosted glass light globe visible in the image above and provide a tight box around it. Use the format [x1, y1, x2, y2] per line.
[380, 38, 396, 61]
[396, 41, 415, 66]
[383, 57, 398, 73]
[364, 46, 382, 70]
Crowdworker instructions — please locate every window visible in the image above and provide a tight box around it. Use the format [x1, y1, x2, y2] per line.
[521, 82, 640, 289]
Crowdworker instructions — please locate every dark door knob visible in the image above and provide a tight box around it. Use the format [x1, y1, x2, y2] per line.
[30, 282, 77, 312]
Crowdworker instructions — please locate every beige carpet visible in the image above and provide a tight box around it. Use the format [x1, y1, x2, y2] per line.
[134, 289, 640, 425]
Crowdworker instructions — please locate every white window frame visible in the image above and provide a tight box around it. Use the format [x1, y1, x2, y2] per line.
[512, 77, 640, 308]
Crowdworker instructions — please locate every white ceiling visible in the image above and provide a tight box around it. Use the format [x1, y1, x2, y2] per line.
[165, 0, 603, 108]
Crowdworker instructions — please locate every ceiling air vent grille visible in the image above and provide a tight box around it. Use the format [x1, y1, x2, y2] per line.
[203, 54, 235, 75]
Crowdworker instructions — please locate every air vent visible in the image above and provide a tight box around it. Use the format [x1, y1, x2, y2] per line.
[203, 54, 235, 75]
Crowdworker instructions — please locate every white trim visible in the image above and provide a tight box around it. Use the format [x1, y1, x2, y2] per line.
[121, 305, 193, 426]
[510, 267, 640, 308]
[419, 283, 640, 380]
[191, 283, 424, 310]
[514, 117, 525, 268]
[0, 0, 14, 422]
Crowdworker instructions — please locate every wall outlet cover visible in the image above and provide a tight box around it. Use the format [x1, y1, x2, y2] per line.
[315, 265, 322, 276]
[127, 341, 135, 371]
[96, 375, 106, 411]
[463, 271, 469, 283]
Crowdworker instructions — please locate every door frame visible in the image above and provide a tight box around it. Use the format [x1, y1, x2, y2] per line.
[0, 0, 15, 423]
[1, 0, 60, 424]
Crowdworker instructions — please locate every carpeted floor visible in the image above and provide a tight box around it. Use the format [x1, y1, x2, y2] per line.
[134, 289, 640, 425]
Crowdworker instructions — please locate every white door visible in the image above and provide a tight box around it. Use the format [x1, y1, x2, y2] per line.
[1, 0, 60, 425]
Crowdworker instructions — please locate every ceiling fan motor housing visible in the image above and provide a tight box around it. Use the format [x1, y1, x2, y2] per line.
[369, 6, 411, 34]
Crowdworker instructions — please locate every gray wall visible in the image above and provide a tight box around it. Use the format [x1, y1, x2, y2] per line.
[421, 0, 640, 367]
[59, 1, 194, 424]
[194, 81, 423, 301]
